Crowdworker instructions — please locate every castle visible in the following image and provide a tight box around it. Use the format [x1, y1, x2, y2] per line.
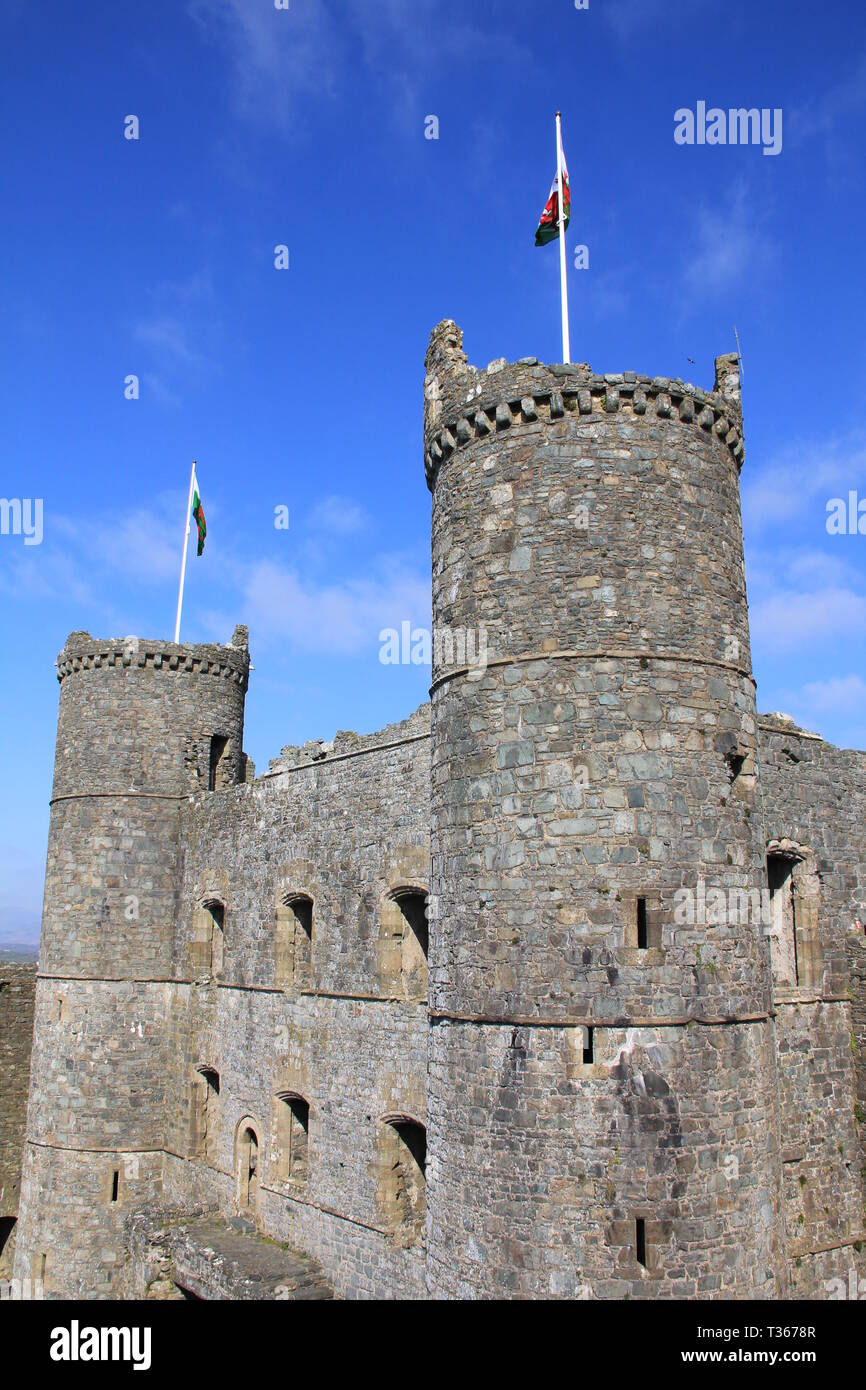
[9, 321, 866, 1299]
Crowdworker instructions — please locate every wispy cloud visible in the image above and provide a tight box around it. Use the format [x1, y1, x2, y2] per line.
[0, 492, 194, 626]
[53, 503, 182, 587]
[3, 486, 429, 665]
[682, 181, 775, 298]
[132, 270, 226, 401]
[742, 429, 866, 535]
[187, 0, 529, 139]
[787, 49, 866, 190]
[604, 0, 712, 40]
[788, 50, 866, 144]
[187, 0, 339, 136]
[308, 494, 371, 536]
[772, 674, 866, 751]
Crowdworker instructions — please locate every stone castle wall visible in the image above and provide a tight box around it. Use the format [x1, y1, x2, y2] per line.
[0, 962, 36, 1277]
[9, 322, 865, 1301]
[756, 716, 866, 1297]
[158, 705, 431, 1300]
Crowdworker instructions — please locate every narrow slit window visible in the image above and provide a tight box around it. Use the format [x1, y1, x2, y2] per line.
[583, 1026, 594, 1065]
[207, 901, 224, 977]
[635, 1218, 647, 1268]
[636, 897, 648, 950]
[110, 1169, 119, 1203]
[195, 1067, 221, 1164]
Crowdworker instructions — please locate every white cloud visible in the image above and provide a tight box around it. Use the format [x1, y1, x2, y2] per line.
[53, 503, 182, 586]
[0, 493, 194, 620]
[770, 674, 866, 752]
[799, 673, 866, 715]
[742, 429, 866, 535]
[0, 544, 95, 607]
[784, 551, 863, 588]
[243, 555, 430, 655]
[749, 584, 866, 652]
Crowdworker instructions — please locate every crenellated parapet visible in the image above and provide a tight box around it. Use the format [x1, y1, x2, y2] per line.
[56, 626, 250, 689]
[423, 320, 744, 489]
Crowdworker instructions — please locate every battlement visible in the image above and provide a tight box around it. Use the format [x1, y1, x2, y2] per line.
[263, 703, 430, 777]
[423, 320, 744, 488]
[56, 624, 250, 689]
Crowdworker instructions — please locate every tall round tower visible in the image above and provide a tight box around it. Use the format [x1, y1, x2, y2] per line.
[423, 322, 786, 1298]
[14, 628, 249, 1297]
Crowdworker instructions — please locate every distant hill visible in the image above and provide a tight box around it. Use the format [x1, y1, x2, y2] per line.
[0, 943, 38, 963]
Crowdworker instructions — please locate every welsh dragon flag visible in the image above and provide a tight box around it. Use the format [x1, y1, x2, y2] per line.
[534, 153, 570, 247]
[192, 470, 206, 556]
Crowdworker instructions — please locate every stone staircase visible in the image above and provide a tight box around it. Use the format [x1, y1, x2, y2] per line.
[136, 1213, 335, 1300]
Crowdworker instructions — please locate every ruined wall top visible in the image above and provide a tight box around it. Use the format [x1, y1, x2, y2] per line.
[263, 703, 430, 778]
[423, 319, 745, 489]
[758, 712, 866, 763]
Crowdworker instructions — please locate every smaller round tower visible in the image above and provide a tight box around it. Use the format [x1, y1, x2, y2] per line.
[14, 628, 249, 1297]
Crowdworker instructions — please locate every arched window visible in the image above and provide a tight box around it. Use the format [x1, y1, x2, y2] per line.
[191, 1067, 220, 1164]
[275, 893, 313, 990]
[274, 1092, 310, 1186]
[381, 887, 429, 998]
[766, 843, 822, 992]
[190, 897, 225, 979]
[379, 1114, 426, 1239]
[208, 734, 229, 791]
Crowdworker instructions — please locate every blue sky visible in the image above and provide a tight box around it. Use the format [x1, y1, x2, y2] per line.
[1, 0, 864, 944]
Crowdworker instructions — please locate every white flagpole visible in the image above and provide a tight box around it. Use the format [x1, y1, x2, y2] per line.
[174, 460, 196, 644]
[556, 111, 571, 364]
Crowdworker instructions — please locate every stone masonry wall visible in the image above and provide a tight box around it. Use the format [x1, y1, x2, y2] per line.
[163, 706, 431, 1299]
[0, 962, 36, 1277]
[756, 716, 866, 1298]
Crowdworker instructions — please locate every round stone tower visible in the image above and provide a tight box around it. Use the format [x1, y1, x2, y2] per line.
[13, 628, 249, 1297]
[423, 322, 786, 1298]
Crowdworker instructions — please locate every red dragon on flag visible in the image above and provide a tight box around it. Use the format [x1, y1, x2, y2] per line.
[535, 157, 570, 246]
